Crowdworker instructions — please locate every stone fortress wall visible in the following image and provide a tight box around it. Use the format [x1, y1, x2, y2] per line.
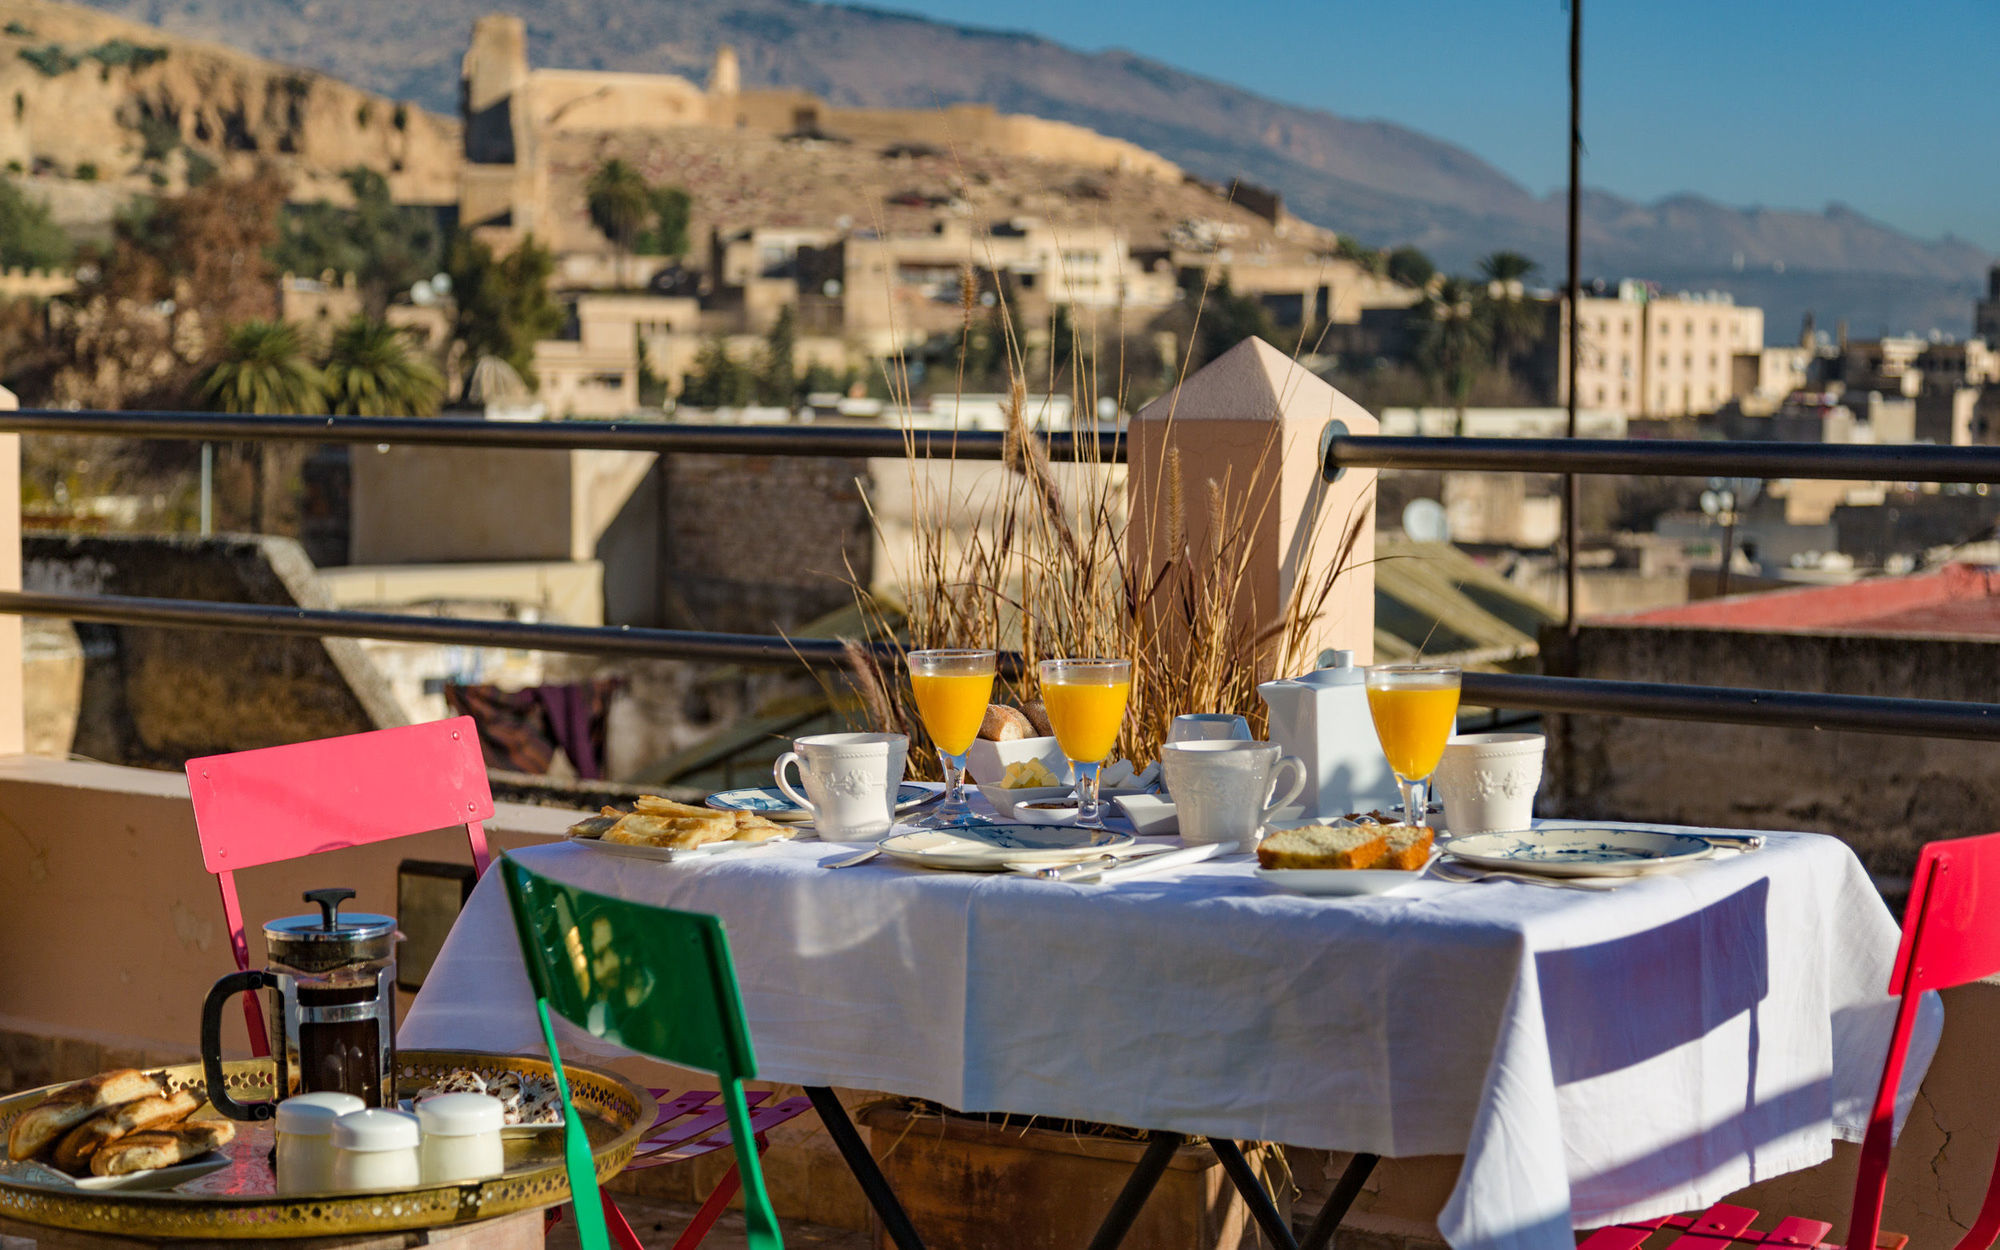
[459, 14, 1181, 244]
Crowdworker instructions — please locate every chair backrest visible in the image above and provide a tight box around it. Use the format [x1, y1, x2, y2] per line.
[185, 717, 495, 1054]
[1849, 831, 2000, 1250]
[500, 855, 781, 1250]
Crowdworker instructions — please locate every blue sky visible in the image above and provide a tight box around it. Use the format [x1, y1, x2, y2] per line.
[872, 0, 2000, 252]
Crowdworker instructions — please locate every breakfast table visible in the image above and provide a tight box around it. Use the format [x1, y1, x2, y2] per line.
[400, 815, 1940, 1250]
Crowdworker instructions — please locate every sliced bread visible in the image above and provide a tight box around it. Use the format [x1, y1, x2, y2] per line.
[1257, 825, 1388, 871]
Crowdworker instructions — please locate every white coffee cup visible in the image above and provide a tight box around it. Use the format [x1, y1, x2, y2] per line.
[774, 732, 909, 842]
[1160, 740, 1307, 846]
[1433, 733, 1545, 836]
[1167, 713, 1253, 744]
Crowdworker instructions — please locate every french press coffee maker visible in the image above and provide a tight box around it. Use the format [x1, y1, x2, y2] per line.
[200, 888, 399, 1121]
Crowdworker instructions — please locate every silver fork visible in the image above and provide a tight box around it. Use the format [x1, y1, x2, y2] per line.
[1427, 861, 1624, 891]
[825, 847, 881, 869]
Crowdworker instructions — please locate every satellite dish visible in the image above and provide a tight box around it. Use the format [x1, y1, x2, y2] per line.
[1402, 498, 1450, 543]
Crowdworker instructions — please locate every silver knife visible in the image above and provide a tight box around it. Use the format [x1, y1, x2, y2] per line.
[1074, 840, 1236, 884]
[1018, 845, 1174, 881]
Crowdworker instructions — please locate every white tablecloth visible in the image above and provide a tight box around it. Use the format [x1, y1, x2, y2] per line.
[401, 824, 1939, 1250]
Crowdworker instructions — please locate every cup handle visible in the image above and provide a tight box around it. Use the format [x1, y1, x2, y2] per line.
[1262, 755, 1307, 819]
[773, 752, 817, 813]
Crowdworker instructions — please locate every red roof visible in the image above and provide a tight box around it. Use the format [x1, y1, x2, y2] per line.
[1613, 563, 2000, 638]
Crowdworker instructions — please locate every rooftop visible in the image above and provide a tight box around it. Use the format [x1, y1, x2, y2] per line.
[1615, 560, 2000, 638]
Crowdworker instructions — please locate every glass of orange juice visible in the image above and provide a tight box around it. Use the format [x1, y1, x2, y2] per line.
[1364, 663, 1462, 829]
[907, 649, 998, 828]
[1038, 657, 1132, 829]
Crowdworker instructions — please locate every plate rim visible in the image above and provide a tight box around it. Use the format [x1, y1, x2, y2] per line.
[878, 823, 1134, 867]
[705, 783, 935, 817]
[67, 1151, 233, 1192]
[1443, 827, 1713, 877]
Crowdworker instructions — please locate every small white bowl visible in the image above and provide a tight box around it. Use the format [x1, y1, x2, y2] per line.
[976, 784, 1075, 821]
[965, 737, 1072, 787]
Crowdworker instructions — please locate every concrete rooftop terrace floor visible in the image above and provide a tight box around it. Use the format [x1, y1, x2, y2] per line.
[1614, 560, 2000, 637]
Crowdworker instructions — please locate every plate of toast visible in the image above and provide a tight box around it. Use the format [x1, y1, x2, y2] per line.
[566, 794, 797, 861]
[4, 1068, 237, 1189]
[1254, 817, 1436, 896]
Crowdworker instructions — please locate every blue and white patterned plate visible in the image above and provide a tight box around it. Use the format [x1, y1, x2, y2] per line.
[706, 784, 937, 822]
[878, 824, 1133, 871]
[1443, 827, 1713, 878]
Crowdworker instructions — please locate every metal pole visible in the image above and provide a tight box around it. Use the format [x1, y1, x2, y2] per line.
[1563, 0, 1583, 636]
[199, 442, 213, 536]
[1717, 506, 1737, 599]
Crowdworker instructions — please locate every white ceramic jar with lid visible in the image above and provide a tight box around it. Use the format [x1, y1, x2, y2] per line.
[275, 1091, 366, 1193]
[330, 1108, 421, 1191]
[415, 1092, 506, 1183]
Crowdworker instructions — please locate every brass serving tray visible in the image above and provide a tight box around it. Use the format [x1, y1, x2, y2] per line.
[0, 1049, 656, 1239]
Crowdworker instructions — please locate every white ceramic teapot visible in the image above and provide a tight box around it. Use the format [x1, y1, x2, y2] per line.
[1257, 650, 1403, 821]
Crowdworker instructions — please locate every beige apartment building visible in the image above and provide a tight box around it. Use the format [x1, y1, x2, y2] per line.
[1556, 282, 1765, 417]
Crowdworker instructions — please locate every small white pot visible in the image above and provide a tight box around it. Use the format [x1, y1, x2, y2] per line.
[1433, 733, 1545, 836]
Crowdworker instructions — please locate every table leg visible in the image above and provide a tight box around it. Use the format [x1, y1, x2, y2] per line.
[1297, 1153, 1379, 1250]
[802, 1085, 926, 1250]
[1209, 1139, 1300, 1250]
[1082, 1131, 1184, 1250]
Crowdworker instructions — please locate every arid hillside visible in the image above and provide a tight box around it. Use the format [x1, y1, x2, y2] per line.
[0, 0, 457, 227]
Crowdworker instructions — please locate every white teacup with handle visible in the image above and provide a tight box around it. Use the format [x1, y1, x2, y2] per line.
[1160, 740, 1307, 846]
[774, 732, 910, 842]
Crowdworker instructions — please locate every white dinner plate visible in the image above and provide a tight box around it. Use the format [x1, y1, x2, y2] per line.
[706, 784, 937, 823]
[1443, 827, 1714, 878]
[569, 828, 794, 862]
[1256, 867, 1425, 897]
[878, 824, 1134, 872]
[68, 1152, 232, 1192]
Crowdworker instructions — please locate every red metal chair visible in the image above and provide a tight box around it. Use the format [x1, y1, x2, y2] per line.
[186, 717, 812, 1250]
[1579, 831, 2000, 1250]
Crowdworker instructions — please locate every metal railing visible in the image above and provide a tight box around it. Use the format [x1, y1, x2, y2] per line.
[8, 407, 2000, 742]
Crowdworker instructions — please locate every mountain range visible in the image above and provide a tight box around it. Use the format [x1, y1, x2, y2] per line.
[78, 0, 1993, 340]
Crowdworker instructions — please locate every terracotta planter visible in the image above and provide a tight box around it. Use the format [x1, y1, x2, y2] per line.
[860, 1104, 1291, 1250]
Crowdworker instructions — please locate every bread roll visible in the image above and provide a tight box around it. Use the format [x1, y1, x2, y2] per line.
[1256, 825, 1388, 871]
[7, 1069, 162, 1161]
[979, 705, 1036, 742]
[1019, 700, 1054, 737]
[51, 1090, 199, 1174]
[91, 1119, 235, 1177]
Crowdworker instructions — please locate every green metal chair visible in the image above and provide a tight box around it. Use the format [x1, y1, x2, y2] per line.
[500, 854, 784, 1250]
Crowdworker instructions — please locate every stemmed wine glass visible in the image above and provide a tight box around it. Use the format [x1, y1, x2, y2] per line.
[1037, 658, 1132, 830]
[1363, 663, 1462, 828]
[906, 649, 998, 828]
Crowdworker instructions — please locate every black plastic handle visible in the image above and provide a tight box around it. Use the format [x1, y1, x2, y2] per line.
[303, 887, 356, 929]
[200, 969, 279, 1121]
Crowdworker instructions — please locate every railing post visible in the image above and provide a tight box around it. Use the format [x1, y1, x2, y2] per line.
[0, 384, 21, 754]
[1127, 338, 1378, 675]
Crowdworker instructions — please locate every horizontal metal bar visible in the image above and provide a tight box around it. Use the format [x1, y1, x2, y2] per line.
[1462, 671, 2000, 742]
[0, 408, 1123, 461]
[1327, 435, 2000, 483]
[0, 589, 891, 669]
[7, 590, 2000, 741]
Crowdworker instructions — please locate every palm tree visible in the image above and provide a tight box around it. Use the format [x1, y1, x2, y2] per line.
[200, 319, 328, 531]
[585, 159, 650, 286]
[200, 320, 327, 414]
[323, 316, 445, 416]
[1475, 252, 1546, 385]
[1413, 276, 1491, 437]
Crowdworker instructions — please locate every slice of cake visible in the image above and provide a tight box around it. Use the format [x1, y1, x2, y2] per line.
[1257, 825, 1388, 871]
[1380, 825, 1435, 870]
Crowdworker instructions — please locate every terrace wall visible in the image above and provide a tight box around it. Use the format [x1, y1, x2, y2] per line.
[1545, 622, 2000, 882]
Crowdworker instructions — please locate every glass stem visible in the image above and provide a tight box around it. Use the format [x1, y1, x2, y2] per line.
[1075, 761, 1102, 824]
[1399, 777, 1429, 828]
[938, 750, 969, 818]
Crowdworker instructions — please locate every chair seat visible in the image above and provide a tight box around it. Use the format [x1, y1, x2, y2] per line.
[629, 1087, 816, 1169]
[1579, 1201, 1907, 1249]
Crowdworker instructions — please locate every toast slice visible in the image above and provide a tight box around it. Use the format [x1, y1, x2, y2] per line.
[1380, 825, 1436, 871]
[1257, 825, 1388, 871]
[50, 1090, 200, 1175]
[7, 1070, 162, 1162]
[91, 1119, 236, 1177]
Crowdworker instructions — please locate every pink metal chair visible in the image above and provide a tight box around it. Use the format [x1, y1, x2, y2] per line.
[1579, 830, 2000, 1250]
[185, 717, 812, 1250]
